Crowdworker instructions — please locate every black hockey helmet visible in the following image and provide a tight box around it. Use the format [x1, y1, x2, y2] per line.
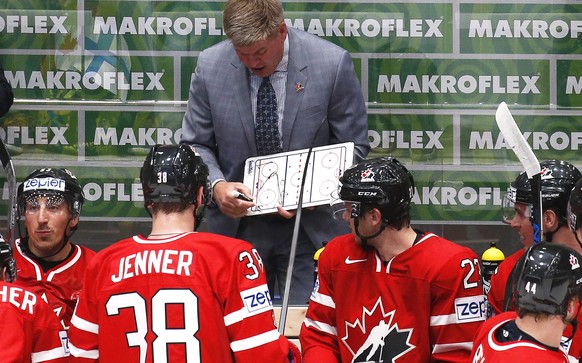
[0, 234, 16, 282]
[503, 160, 581, 225]
[141, 144, 210, 225]
[17, 168, 84, 219]
[516, 243, 582, 316]
[336, 157, 414, 224]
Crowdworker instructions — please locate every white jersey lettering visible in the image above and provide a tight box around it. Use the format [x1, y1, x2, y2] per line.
[111, 249, 193, 282]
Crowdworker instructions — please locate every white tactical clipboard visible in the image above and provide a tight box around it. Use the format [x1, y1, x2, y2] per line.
[243, 142, 355, 215]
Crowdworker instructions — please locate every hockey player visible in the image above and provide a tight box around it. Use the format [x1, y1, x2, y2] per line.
[568, 176, 582, 247]
[488, 160, 582, 316]
[68, 144, 300, 362]
[562, 176, 582, 361]
[0, 234, 69, 362]
[299, 157, 485, 362]
[13, 168, 96, 329]
[471, 243, 581, 362]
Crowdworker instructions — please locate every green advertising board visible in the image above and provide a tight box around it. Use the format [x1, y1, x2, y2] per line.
[2, 0, 582, 230]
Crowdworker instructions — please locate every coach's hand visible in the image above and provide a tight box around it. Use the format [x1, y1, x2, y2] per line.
[214, 181, 254, 218]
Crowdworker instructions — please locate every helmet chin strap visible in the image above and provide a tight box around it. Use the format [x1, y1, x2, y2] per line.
[354, 218, 385, 246]
[193, 201, 205, 231]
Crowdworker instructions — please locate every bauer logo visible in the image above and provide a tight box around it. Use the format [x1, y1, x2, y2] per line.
[23, 177, 65, 192]
[454, 295, 486, 323]
[241, 285, 272, 314]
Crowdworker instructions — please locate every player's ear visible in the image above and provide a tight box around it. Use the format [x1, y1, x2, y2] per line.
[197, 186, 204, 207]
[369, 208, 382, 225]
[69, 214, 80, 229]
[542, 209, 558, 230]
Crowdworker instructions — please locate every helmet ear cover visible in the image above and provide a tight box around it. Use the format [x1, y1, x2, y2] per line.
[568, 179, 582, 237]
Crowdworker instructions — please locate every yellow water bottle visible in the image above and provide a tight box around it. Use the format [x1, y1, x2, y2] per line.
[481, 242, 505, 295]
[314, 243, 326, 284]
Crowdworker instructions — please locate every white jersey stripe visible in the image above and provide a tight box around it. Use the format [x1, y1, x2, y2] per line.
[432, 341, 473, 353]
[310, 291, 335, 308]
[224, 306, 248, 326]
[47, 245, 82, 282]
[69, 342, 99, 359]
[70, 314, 99, 334]
[31, 347, 68, 362]
[223, 305, 274, 326]
[303, 318, 338, 336]
[430, 313, 457, 326]
[15, 240, 43, 280]
[230, 329, 280, 352]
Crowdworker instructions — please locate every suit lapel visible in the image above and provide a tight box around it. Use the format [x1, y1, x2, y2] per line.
[231, 57, 258, 155]
[282, 29, 307, 151]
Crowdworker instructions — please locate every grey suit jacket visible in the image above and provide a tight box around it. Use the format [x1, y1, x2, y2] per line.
[181, 27, 370, 245]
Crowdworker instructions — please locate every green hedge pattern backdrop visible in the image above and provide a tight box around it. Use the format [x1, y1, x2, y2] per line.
[1, 0, 582, 231]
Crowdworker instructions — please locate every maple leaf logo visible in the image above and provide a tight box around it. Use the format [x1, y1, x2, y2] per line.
[361, 168, 375, 182]
[540, 167, 553, 179]
[342, 297, 415, 362]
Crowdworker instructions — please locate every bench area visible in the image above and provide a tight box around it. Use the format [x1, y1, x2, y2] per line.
[273, 306, 308, 348]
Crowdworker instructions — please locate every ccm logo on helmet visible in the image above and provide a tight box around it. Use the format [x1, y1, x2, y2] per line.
[23, 177, 65, 192]
[454, 295, 486, 323]
[357, 191, 378, 196]
[241, 284, 272, 314]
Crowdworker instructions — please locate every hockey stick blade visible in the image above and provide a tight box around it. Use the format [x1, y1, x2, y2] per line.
[495, 102, 541, 178]
[0, 139, 17, 248]
[495, 102, 543, 244]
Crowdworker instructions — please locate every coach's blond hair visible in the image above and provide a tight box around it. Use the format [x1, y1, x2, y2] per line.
[223, 0, 284, 46]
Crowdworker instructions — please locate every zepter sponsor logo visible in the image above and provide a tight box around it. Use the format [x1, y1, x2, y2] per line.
[454, 295, 486, 323]
[240, 284, 273, 314]
[23, 177, 65, 192]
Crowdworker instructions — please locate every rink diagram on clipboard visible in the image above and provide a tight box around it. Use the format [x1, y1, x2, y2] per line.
[243, 142, 354, 215]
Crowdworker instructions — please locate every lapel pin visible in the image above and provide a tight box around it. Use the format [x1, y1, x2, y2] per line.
[295, 83, 304, 92]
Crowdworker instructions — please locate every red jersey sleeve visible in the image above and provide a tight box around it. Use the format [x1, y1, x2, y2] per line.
[428, 247, 485, 362]
[68, 255, 99, 362]
[220, 240, 291, 362]
[0, 283, 68, 363]
[300, 245, 341, 363]
[487, 250, 524, 316]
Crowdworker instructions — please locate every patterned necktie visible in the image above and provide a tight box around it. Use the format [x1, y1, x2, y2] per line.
[255, 76, 282, 156]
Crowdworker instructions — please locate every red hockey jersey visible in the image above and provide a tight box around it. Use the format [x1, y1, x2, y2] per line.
[13, 239, 96, 329]
[300, 232, 485, 363]
[486, 248, 525, 316]
[0, 281, 69, 362]
[68, 232, 292, 362]
[470, 311, 568, 362]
